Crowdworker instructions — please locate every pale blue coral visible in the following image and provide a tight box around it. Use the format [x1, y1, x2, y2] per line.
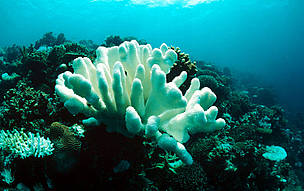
[0, 129, 54, 159]
[0, 168, 14, 184]
[69, 124, 85, 138]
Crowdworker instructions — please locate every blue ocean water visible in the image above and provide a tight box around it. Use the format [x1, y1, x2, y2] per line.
[0, 0, 303, 113]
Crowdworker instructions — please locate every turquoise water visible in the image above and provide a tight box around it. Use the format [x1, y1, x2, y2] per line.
[0, 0, 303, 112]
[1, 1, 304, 190]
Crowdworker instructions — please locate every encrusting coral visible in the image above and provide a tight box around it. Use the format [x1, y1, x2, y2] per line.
[55, 40, 225, 165]
[47, 122, 82, 152]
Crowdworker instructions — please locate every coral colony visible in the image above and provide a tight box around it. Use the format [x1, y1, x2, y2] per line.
[0, 33, 296, 190]
[55, 40, 225, 164]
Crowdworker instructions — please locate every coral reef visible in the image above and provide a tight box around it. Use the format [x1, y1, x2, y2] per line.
[104, 35, 123, 47]
[0, 81, 55, 133]
[79, 40, 99, 51]
[165, 163, 207, 190]
[21, 48, 48, 82]
[0, 34, 302, 190]
[221, 91, 252, 119]
[196, 62, 231, 102]
[4, 44, 22, 62]
[18, 42, 92, 91]
[103, 35, 147, 47]
[48, 42, 91, 71]
[34, 32, 67, 49]
[249, 86, 278, 106]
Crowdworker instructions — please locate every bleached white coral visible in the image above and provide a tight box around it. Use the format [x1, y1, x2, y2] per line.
[0, 129, 54, 159]
[55, 40, 225, 164]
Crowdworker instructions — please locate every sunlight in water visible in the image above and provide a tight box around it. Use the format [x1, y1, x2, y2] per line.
[89, 0, 220, 7]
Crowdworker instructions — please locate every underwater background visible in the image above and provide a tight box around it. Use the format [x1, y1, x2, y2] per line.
[0, 0, 304, 190]
[1, 0, 304, 113]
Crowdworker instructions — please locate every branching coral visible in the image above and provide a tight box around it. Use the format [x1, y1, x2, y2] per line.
[0, 168, 14, 184]
[55, 40, 225, 165]
[167, 46, 197, 93]
[0, 81, 55, 132]
[0, 129, 54, 159]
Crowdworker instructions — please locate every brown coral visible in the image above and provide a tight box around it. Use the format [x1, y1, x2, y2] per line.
[49, 122, 67, 138]
[47, 122, 81, 153]
[166, 47, 198, 94]
[60, 135, 81, 152]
